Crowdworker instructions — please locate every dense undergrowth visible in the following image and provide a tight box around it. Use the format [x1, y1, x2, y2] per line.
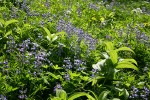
[0, 0, 150, 100]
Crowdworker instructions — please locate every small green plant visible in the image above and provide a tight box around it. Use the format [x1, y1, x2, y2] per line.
[93, 41, 138, 81]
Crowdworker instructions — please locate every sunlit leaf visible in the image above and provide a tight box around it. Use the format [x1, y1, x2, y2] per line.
[43, 27, 51, 40]
[68, 92, 95, 100]
[98, 91, 110, 100]
[112, 98, 120, 100]
[116, 62, 138, 71]
[46, 72, 59, 79]
[116, 47, 134, 53]
[104, 42, 114, 51]
[0, 19, 5, 25]
[56, 89, 67, 100]
[4, 30, 12, 38]
[51, 97, 61, 100]
[53, 65, 63, 70]
[119, 59, 137, 66]
[0, 30, 3, 33]
[123, 89, 129, 100]
[5, 19, 18, 28]
[108, 50, 118, 65]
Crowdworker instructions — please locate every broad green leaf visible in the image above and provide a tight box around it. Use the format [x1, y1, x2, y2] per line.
[125, 83, 130, 87]
[123, 89, 129, 100]
[128, 76, 135, 82]
[108, 50, 118, 65]
[112, 98, 120, 100]
[5, 19, 18, 28]
[116, 62, 138, 71]
[81, 76, 89, 81]
[43, 27, 51, 40]
[51, 31, 66, 42]
[42, 65, 49, 69]
[109, 12, 115, 17]
[53, 31, 66, 38]
[116, 47, 134, 53]
[148, 72, 150, 78]
[91, 76, 105, 86]
[52, 65, 63, 70]
[92, 78, 98, 86]
[100, 17, 105, 23]
[104, 42, 114, 51]
[56, 89, 67, 100]
[51, 34, 58, 42]
[51, 97, 61, 100]
[68, 71, 80, 79]
[0, 30, 3, 33]
[0, 19, 5, 25]
[137, 82, 145, 88]
[46, 72, 59, 79]
[4, 30, 12, 37]
[98, 91, 110, 100]
[42, 76, 49, 84]
[68, 92, 95, 100]
[119, 59, 137, 66]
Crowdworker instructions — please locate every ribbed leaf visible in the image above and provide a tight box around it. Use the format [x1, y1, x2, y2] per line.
[68, 92, 95, 100]
[112, 98, 120, 100]
[43, 27, 51, 41]
[120, 59, 137, 66]
[116, 47, 134, 53]
[46, 72, 59, 79]
[98, 91, 110, 100]
[51, 97, 61, 100]
[56, 89, 67, 100]
[5, 19, 18, 28]
[0, 30, 3, 33]
[51, 31, 66, 42]
[108, 50, 118, 65]
[116, 62, 138, 71]
[0, 19, 5, 25]
[4, 30, 12, 37]
[123, 89, 129, 100]
[105, 42, 114, 51]
[51, 34, 58, 42]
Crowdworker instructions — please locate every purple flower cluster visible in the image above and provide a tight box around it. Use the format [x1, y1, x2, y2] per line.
[56, 19, 96, 51]
[88, 2, 100, 10]
[91, 68, 99, 77]
[4, 37, 51, 77]
[53, 83, 62, 92]
[64, 73, 70, 81]
[63, 57, 73, 70]
[129, 86, 150, 100]
[0, 94, 7, 100]
[6, 36, 17, 53]
[18, 88, 27, 99]
[63, 57, 86, 72]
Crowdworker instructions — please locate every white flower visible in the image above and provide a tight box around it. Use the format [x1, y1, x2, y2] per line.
[92, 59, 106, 71]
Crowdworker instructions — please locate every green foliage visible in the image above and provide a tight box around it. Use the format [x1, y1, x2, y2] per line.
[0, 0, 150, 100]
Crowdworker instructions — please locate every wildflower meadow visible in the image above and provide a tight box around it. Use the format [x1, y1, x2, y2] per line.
[0, 0, 150, 100]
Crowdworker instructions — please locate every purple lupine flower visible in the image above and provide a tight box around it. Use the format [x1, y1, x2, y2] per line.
[53, 83, 62, 92]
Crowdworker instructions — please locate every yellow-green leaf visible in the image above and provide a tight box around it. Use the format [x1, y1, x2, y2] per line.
[98, 91, 110, 100]
[43, 27, 51, 40]
[4, 30, 12, 37]
[68, 92, 95, 100]
[108, 50, 118, 65]
[116, 62, 138, 71]
[5, 19, 18, 28]
[119, 59, 137, 66]
[116, 47, 134, 53]
[104, 42, 114, 51]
